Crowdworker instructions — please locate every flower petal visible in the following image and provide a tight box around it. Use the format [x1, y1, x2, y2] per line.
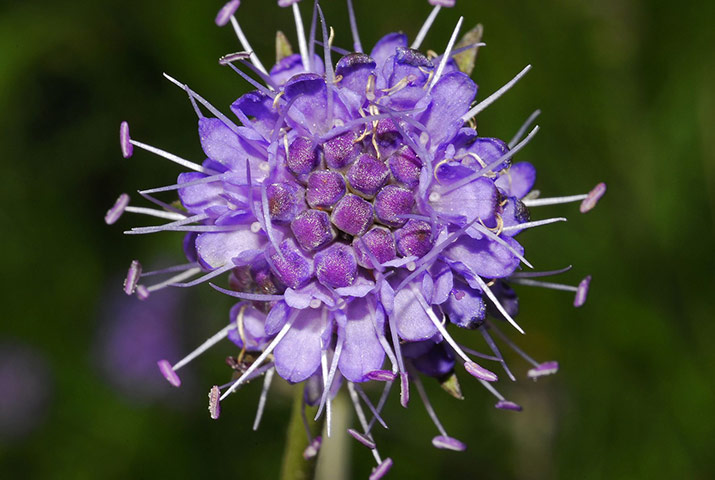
[338, 298, 386, 382]
[274, 308, 329, 383]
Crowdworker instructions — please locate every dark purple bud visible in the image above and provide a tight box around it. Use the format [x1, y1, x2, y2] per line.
[267, 182, 305, 222]
[388, 146, 421, 188]
[374, 185, 415, 228]
[353, 227, 397, 268]
[445, 283, 486, 329]
[527, 361, 559, 379]
[429, 0, 456, 7]
[135, 284, 150, 301]
[287, 137, 320, 176]
[375, 118, 401, 145]
[119, 121, 133, 158]
[464, 361, 498, 382]
[394, 219, 434, 258]
[105, 193, 130, 225]
[157, 359, 181, 387]
[573, 275, 591, 307]
[123, 260, 142, 295]
[579, 182, 606, 213]
[331, 194, 374, 236]
[366, 370, 397, 382]
[432, 435, 467, 451]
[303, 436, 322, 459]
[495, 400, 523, 412]
[208, 385, 221, 419]
[269, 239, 315, 289]
[369, 458, 394, 480]
[306, 170, 346, 208]
[411, 342, 455, 377]
[323, 131, 360, 170]
[315, 243, 358, 288]
[348, 428, 376, 449]
[291, 209, 336, 251]
[216, 0, 240, 26]
[347, 154, 390, 198]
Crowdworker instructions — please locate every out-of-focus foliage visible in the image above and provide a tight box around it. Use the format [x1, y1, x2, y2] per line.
[1, 0, 713, 478]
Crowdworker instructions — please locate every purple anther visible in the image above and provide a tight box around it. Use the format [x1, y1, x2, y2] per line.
[331, 194, 374, 236]
[291, 209, 336, 251]
[216, 0, 240, 26]
[123, 260, 142, 295]
[208, 385, 221, 419]
[347, 154, 390, 198]
[388, 146, 421, 188]
[527, 361, 559, 379]
[432, 435, 467, 451]
[353, 227, 397, 268]
[375, 118, 401, 145]
[394, 219, 434, 258]
[218, 51, 252, 65]
[105, 193, 130, 225]
[374, 185, 415, 227]
[573, 275, 591, 307]
[495, 400, 523, 412]
[269, 239, 315, 289]
[366, 369, 397, 382]
[119, 121, 133, 158]
[464, 361, 498, 382]
[348, 428, 376, 449]
[400, 372, 410, 407]
[303, 436, 322, 460]
[323, 131, 361, 170]
[429, 0, 456, 7]
[306, 170, 346, 208]
[369, 458, 394, 480]
[315, 243, 358, 288]
[287, 137, 320, 176]
[135, 284, 150, 301]
[579, 182, 607, 213]
[157, 359, 181, 387]
[267, 182, 305, 223]
[278, 0, 300, 7]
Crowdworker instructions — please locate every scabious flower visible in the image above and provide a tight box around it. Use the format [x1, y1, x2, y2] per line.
[108, 0, 605, 477]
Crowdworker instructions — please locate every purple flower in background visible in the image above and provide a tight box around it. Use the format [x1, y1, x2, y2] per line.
[0, 343, 52, 442]
[107, 0, 605, 477]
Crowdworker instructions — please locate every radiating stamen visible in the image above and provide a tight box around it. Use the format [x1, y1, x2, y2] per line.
[291, 2, 311, 70]
[315, 332, 344, 429]
[573, 275, 591, 307]
[119, 121, 133, 158]
[369, 458, 394, 480]
[105, 193, 130, 225]
[215, 0, 239, 27]
[347, 382, 385, 467]
[354, 384, 388, 429]
[129, 138, 212, 174]
[170, 263, 234, 288]
[462, 64, 532, 122]
[209, 283, 286, 302]
[140, 174, 228, 195]
[135, 284, 150, 301]
[471, 275, 525, 334]
[348, 428, 376, 449]
[227, 15, 268, 75]
[522, 184, 606, 211]
[171, 323, 236, 374]
[253, 368, 275, 430]
[501, 217, 567, 232]
[411, 372, 466, 451]
[495, 400, 523, 411]
[123, 260, 142, 295]
[146, 267, 202, 293]
[527, 361, 559, 380]
[225, 62, 276, 98]
[157, 359, 181, 387]
[208, 385, 221, 420]
[218, 51, 251, 64]
[123, 206, 187, 221]
[346, 0, 363, 52]
[387, 314, 409, 407]
[487, 321, 539, 368]
[220, 314, 297, 400]
[411, 5, 441, 50]
[509, 109, 541, 148]
[579, 182, 607, 213]
[510, 265, 573, 279]
[367, 380, 393, 433]
[429, 16, 463, 91]
[480, 327, 516, 381]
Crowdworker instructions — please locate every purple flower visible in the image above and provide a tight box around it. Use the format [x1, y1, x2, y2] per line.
[109, 0, 605, 477]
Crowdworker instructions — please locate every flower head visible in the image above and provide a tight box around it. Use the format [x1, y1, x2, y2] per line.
[109, 0, 605, 477]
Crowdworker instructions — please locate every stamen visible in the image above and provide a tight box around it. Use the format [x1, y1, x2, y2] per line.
[469, 221, 534, 269]
[129, 138, 212, 174]
[157, 359, 181, 387]
[346, 0, 363, 52]
[369, 458, 394, 480]
[579, 182, 607, 213]
[315, 333, 343, 427]
[411, 372, 466, 451]
[146, 267, 202, 293]
[508, 109, 541, 148]
[105, 193, 130, 225]
[573, 275, 591, 307]
[253, 368, 275, 430]
[411, 5, 441, 50]
[387, 315, 409, 407]
[209, 283, 285, 302]
[429, 16, 463, 91]
[527, 361, 559, 379]
[522, 194, 588, 208]
[509, 278, 578, 292]
[119, 121, 133, 158]
[366, 370, 397, 382]
[367, 381, 394, 433]
[208, 385, 221, 419]
[225, 63, 276, 98]
[510, 265, 572, 279]
[220, 315, 297, 400]
[495, 400, 523, 411]
[170, 263, 234, 288]
[501, 217, 567, 232]
[410, 286, 498, 381]
[123, 206, 187, 221]
[354, 384, 388, 429]
[488, 321, 539, 367]
[135, 284, 150, 300]
[215, 0, 239, 27]
[170, 323, 236, 376]
[348, 428, 376, 449]
[228, 16, 268, 74]
[461, 65, 532, 122]
[308, 0, 318, 70]
[123, 260, 142, 295]
[470, 275, 525, 334]
[347, 382, 384, 466]
[218, 51, 251, 64]
[292, 2, 311, 70]
[140, 174, 227, 195]
[316, 5, 335, 129]
[480, 327, 516, 381]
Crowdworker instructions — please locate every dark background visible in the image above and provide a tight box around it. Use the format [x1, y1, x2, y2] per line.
[1, 0, 714, 478]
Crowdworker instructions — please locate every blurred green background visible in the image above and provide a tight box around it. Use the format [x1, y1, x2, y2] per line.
[1, 0, 714, 478]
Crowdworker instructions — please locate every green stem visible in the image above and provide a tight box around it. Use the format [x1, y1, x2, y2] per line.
[280, 385, 325, 480]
